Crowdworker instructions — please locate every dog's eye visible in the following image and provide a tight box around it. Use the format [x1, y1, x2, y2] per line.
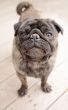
[19, 31, 23, 34]
[25, 26, 31, 34]
[19, 30, 25, 36]
[46, 32, 52, 38]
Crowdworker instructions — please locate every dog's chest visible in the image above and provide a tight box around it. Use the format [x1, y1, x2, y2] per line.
[26, 61, 46, 78]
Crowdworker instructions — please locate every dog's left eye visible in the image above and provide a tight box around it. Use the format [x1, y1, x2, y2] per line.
[46, 32, 53, 38]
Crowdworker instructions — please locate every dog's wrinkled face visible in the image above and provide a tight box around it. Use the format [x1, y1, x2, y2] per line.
[14, 19, 63, 61]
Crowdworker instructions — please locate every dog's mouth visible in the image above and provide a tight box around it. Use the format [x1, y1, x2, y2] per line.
[22, 37, 51, 61]
[25, 47, 45, 60]
[24, 46, 52, 61]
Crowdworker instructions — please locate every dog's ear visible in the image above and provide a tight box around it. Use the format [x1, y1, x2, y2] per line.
[14, 22, 21, 36]
[52, 20, 63, 34]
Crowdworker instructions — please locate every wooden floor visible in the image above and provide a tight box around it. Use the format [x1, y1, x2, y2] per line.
[0, 0, 68, 110]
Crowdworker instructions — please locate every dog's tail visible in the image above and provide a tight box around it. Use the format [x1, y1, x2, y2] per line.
[16, 2, 32, 15]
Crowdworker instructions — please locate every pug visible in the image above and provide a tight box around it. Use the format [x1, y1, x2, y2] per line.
[12, 2, 63, 96]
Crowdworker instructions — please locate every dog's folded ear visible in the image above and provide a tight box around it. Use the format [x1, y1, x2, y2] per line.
[52, 20, 63, 35]
[14, 22, 21, 36]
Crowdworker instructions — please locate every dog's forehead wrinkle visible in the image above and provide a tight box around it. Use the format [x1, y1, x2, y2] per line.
[36, 19, 55, 32]
[18, 18, 57, 41]
[20, 19, 47, 27]
[44, 22, 53, 30]
[46, 20, 59, 34]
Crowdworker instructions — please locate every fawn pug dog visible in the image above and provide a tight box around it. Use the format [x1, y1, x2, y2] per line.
[12, 2, 63, 96]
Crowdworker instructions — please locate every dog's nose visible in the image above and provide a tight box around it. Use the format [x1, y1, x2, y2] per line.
[30, 34, 40, 42]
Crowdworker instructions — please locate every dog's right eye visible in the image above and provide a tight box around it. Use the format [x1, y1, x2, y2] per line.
[19, 31, 25, 36]
[19, 31, 23, 35]
[25, 26, 31, 34]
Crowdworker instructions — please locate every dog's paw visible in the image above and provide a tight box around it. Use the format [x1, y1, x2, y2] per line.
[41, 83, 52, 93]
[18, 85, 28, 97]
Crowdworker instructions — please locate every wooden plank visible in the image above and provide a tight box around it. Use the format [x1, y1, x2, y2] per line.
[47, 91, 68, 110]
[2, 80, 66, 110]
[0, 57, 15, 83]
[0, 74, 39, 110]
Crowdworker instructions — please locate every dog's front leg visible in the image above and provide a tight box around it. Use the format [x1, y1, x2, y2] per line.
[41, 73, 52, 93]
[17, 72, 28, 96]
